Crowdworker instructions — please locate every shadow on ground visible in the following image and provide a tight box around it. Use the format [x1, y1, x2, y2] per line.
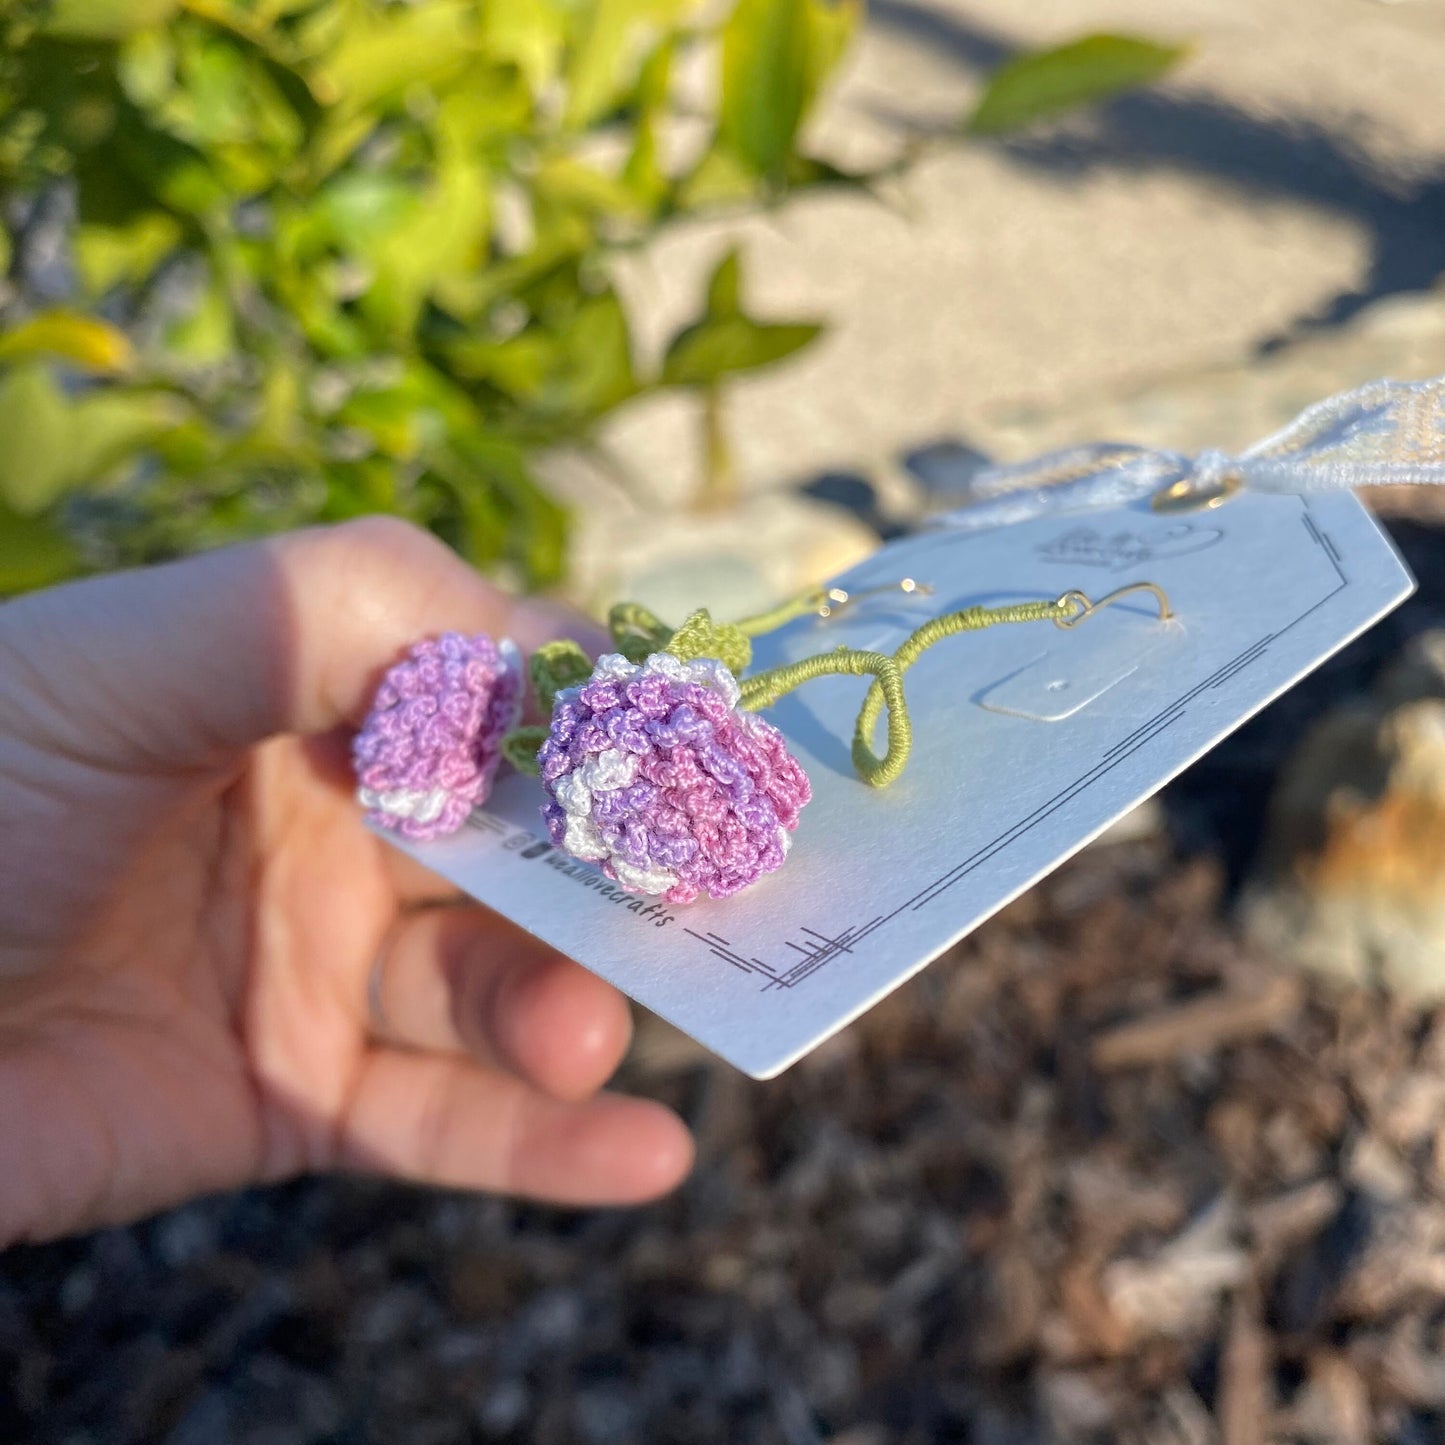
[871, 0, 1445, 344]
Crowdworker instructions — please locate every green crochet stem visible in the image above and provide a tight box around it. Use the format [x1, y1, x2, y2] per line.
[739, 598, 1073, 787]
[731, 587, 834, 637]
[599, 581, 1169, 789]
[740, 646, 911, 786]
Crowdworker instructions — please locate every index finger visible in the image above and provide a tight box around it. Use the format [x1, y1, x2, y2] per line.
[0, 516, 601, 770]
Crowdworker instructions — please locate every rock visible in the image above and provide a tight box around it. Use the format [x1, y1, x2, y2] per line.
[901, 439, 994, 504]
[1240, 631, 1445, 997]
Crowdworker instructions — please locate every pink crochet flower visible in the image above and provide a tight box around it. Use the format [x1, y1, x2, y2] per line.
[538, 652, 811, 904]
[353, 633, 522, 841]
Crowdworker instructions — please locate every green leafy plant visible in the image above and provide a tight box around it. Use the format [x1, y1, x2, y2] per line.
[0, 3, 1184, 596]
[0, 0, 865, 592]
[661, 245, 821, 510]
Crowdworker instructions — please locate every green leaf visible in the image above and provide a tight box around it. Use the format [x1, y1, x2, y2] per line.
[530, 639, 593, 712]
[547, 291, 637, 417]
[716, 0, 855, 180]
[661, 316, 820, 386]
[69, 389, 186, 479]
[533, 155, 644, 221]
[0, 367, 180, 514]
[74, 214, 182, 293]
[622, 40, 672, 210]
[0, 367, 72, 514]
[800, 0, 860, 104]
[317, 0, 476, 112]
[782, 150, 881, 193]
[720, 0, 809, 178]
[608, 600, 672, 660]
[361, 155, 492, 338]
[444, 331, 556, 401]
[315, 173, 417, 243]
[449, 431, 569, 587]
[339, 388, 443, 462]
[706, 247, 741, 317]
[666, 608, 750, 672]
[0, 311, 135, 374]
[116, 27, 175, 110]
[38, 0, 178, 41]
[163, 276, 235, 362]
[675, 139, 760, 209]
[480, 0, 565, 94]
[500, 725, 549, 776]
[661, 244, 821, 385]
[966, 33, 1187, 136]
[0, 503, 84, 595]
[562, 0, 686, 131]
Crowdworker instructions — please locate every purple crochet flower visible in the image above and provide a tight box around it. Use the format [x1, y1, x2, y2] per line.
[354, 633, 522, 841]
[538, 652, 811, 904]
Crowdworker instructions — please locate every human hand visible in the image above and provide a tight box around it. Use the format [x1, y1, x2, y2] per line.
[0, 518, 693, 1245]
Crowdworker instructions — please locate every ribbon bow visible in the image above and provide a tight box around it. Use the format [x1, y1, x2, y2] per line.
[936, 375, 1445, 533]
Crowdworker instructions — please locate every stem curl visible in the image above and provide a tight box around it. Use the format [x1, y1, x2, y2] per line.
[740, 648, 911, 787]
[741, 599, 1071, 788]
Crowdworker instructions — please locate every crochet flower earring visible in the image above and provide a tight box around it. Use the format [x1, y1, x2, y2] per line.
[353, 632, 522, 840]
[497, 581, 1172, 905]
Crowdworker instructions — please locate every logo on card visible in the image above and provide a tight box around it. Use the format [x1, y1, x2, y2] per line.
[1037, 522, 1224, 573]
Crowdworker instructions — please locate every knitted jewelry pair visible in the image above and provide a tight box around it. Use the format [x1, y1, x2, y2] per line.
[353, 579, 1171, 905]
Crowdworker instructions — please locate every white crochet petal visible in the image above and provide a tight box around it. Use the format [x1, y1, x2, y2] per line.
[563, 813, 609, 862]
[687, 656, 740, 706]
[553, 770, 593, 817]
[580, 747, 639, 792]
[591, 653, 638, 684]
[645, 652, 688, 683]
[609, 856, 678, 896]
[411, 787, 451, 824]
[359, 785, 453, 822]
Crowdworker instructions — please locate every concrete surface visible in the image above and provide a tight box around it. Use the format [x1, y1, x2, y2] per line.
[585, 0, 1445, 517]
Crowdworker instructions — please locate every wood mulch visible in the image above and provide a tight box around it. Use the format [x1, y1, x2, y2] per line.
[2, 519, 1443, 1445]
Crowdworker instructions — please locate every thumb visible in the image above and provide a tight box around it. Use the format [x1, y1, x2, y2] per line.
[0, 516, 591, 772]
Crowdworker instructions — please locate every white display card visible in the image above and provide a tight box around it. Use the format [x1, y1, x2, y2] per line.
[380, 492, 1414, 1077]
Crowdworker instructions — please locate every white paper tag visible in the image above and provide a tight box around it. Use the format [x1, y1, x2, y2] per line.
[380, 492, 1413, 1078]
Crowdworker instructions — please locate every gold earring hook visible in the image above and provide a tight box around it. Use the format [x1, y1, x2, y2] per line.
[1052, 581, 1174, 630]
[816, 577, 934, 619]
[1151, 472, 1241, 514]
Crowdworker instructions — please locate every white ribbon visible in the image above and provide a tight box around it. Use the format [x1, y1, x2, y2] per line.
[933, 375, 1445, 533]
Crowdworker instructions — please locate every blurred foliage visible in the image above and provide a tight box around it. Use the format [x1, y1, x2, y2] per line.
[0, 2, 1184, 596]
[965, 33, 1187, 136]
[0, 0, 866, 591]
[664, 244, 820, 509]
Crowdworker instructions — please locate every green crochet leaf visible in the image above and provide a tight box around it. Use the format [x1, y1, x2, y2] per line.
[501, 724, 549, 776]
[607, 600, 674, 662]
[666, 608, 751, 674]
[529, 640, 593, 713]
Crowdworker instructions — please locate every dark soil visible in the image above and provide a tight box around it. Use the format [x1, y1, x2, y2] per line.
[3, 518, 1444, 1445]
